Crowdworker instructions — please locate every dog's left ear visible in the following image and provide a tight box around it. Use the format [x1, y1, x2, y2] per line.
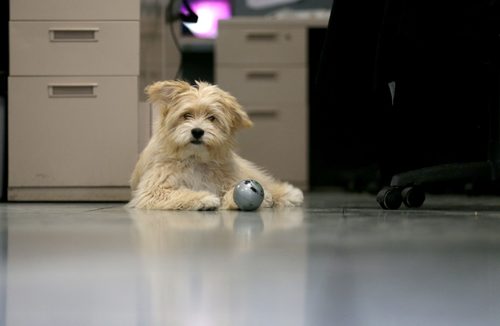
[221, 95, 253, 131]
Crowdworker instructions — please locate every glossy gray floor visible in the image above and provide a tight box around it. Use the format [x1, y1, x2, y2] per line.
[1, 192, 500, 326]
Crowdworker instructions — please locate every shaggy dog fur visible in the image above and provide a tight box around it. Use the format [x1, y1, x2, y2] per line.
[128, 80, 303, 210]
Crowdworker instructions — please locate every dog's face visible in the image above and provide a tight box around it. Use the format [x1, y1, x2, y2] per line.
[146, 80, 253, 160]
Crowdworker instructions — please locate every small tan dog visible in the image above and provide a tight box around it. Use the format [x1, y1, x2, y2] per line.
[128, 80, 303, 210]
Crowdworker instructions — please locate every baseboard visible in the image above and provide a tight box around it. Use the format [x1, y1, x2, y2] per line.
[8, 187, 131, 202]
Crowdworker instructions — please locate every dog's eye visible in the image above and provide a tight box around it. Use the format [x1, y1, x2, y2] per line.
[183, 113, 193, 120]
[207, 116, 216, 122]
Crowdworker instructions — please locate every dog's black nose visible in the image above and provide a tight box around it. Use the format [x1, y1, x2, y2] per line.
[191, 128, 205, 139]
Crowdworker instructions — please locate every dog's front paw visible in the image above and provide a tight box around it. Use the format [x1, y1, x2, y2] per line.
[195, 194, 221, 211]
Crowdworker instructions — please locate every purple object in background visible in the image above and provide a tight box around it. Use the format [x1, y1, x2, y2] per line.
[181, 0, 232, 39]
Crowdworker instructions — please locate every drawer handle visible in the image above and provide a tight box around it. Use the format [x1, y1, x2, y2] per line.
[247, 110, 279, 119]
[48, 84, 98, 98]
[245, 32, 278, 41]
[246, 71, 278, 80]
[49, 28, 99, 42]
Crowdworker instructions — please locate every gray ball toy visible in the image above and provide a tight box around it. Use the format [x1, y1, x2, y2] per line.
[233, 179, 265, 211]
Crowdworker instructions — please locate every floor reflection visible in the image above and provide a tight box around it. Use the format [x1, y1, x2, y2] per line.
[128, 208, 306, 326]
[5, 207, 139, 326]
[4, 193, 500, 326]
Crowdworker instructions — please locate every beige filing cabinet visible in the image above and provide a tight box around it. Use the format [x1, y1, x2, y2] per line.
[216, 17, 328, 190]
[8, 0, 140, 201]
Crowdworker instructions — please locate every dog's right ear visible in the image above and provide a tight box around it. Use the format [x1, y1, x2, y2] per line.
[145, 80, 191, 110]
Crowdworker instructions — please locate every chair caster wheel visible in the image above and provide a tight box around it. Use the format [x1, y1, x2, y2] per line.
[402, 186, 425, 208]
[377, 186, 403, 210]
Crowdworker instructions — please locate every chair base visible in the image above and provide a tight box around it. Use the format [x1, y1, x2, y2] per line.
[377, 161, 499, 210]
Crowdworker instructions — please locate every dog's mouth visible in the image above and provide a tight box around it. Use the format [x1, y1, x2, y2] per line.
[190, 140, 204, 145]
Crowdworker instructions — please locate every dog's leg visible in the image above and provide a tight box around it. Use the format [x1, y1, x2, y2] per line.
[130, 186, 220, 211]
[220, 188, 238, 210]
[232, 155, 303, 208]
[267, 182, 304, 208]
[260, 191, 275, 208]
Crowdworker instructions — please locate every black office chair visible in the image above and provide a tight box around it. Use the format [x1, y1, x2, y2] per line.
[375, 51, 500, 209]
[375, 3, 500, 209]
[316, 0, 500, 209]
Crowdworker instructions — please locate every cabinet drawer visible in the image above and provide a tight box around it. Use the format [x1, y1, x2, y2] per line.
[216, 24, 306, 65]
[10, 0, 139, 21]
[9, 76, 138, 187]
[10, 21, 139, 76]
[236, 103, 308, 186]
[217, 67, 306, 104]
